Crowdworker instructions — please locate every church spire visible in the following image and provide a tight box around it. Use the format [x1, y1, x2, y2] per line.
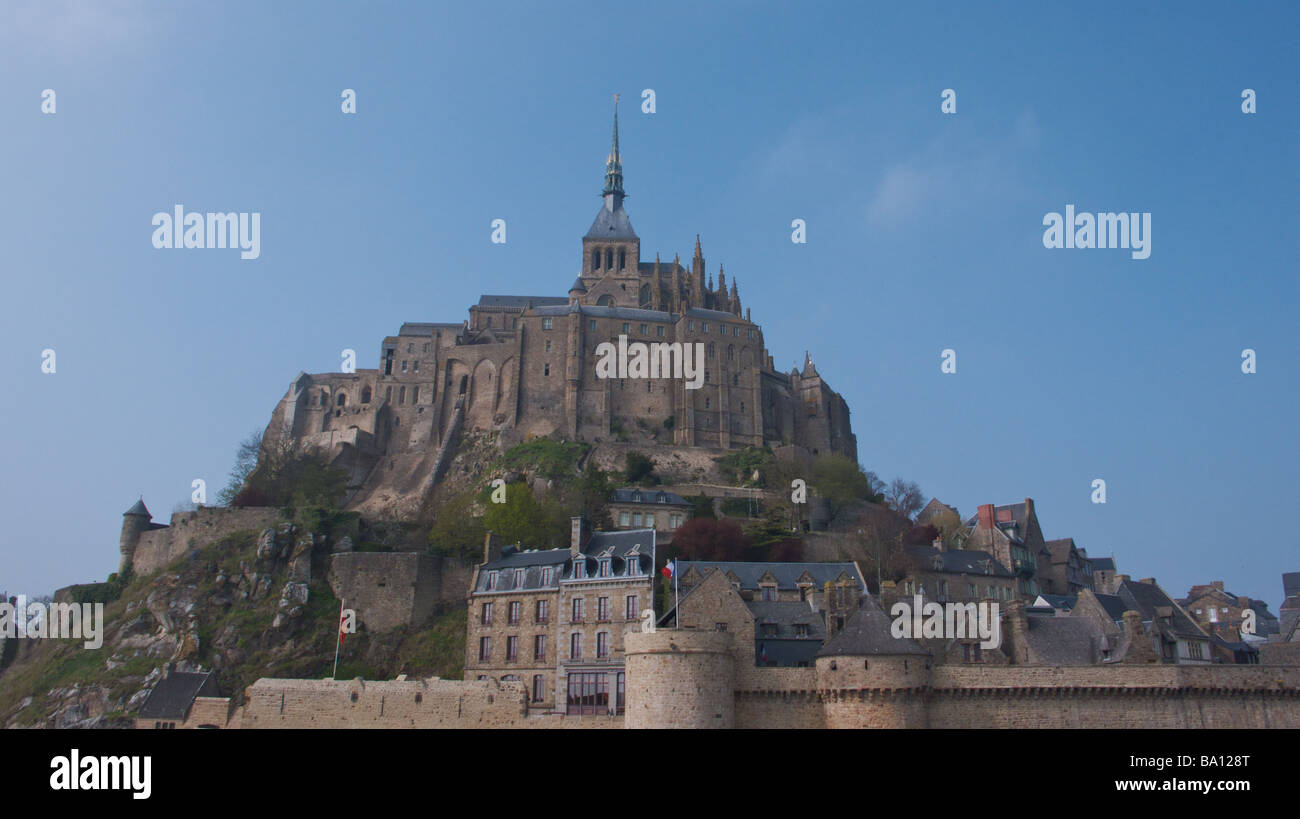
[602, 94, 625, 209]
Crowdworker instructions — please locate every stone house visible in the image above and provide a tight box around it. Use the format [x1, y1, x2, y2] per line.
[463, 517, 654, 716]
[607, 487, 691, 544]
[1179, 580, 1279, 641]
[964, 499, 1052, 600]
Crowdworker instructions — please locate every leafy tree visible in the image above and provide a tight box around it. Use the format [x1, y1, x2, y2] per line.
[218, 429, 264, 506]
[482, 482, 557, 548]
[624, 451, 659, 486]
[687, 493, 716, 520]
[672, 518, 748, 561]
[809, 453, 871, 513]
[428, 491, 487, 559]
[927, 508, 971, 549]
[902, 522, 940, 546]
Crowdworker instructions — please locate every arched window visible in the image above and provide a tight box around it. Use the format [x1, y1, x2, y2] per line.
[596, 295, 614, 307]
[605, 249, 613, 269]
[361, 386, 371, 404]
[593, 249, 601, 270]
[618, 249, 626, 270]
[638, 283, 651, 308]
[458, 375, 468, 395]
[336, 392, 347, 407]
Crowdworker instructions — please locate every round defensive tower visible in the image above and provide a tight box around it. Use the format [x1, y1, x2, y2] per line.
[815, 596, 932, 729]
[624, 629, 734, 729]
[119, 498, 152, 575]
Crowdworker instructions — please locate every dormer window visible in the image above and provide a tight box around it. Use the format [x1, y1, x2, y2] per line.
[599, 559, 612, 578]
[541, 567, 554, 586]
[514, 569, 525, 588]
[486, 571, 498, 591]
[626, 557, 639, 576]
[572, 561, 586, 580]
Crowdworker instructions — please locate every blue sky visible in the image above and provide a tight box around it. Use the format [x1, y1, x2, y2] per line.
[2, 1, 1296, 610]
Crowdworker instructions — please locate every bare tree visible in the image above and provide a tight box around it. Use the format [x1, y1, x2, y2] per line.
[886, 478, 925, 520]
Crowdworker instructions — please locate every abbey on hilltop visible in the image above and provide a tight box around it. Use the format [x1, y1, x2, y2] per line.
[263, 100, 856, 506]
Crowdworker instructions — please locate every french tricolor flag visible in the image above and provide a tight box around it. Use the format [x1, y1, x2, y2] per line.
[661, 559, 676, 579]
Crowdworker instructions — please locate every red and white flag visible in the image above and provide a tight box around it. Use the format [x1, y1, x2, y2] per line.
[661, 559, 676, 579]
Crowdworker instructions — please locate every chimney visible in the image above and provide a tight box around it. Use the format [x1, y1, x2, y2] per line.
[569, 516, 585, 558]
[1023, 497, 1035, 521]
[1212, 580, 1224, 591]
[932, 536, 945, 553]
[1236, 596, 1251, 609]
[1005, 600, 1030, 664]
[483, 531, 503, 565]
[1138, 577, 1156, 585]
[1114, 574, 1131, 586]
[976, 504, 995, 530]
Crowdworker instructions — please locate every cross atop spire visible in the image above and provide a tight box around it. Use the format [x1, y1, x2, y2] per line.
[602, 94, 625, 206]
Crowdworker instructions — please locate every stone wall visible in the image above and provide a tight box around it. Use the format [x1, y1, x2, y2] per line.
[132, 507, 286, 576]
[327, 552, 473, 633]
[239, 676, 621, 729]
[926, 665, 1300, 729]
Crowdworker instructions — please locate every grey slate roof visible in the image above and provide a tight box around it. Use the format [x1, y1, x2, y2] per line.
[397, 322, 461, 336]
[476, 295, 569, 308]
[817, 596, 929, 657]
[137, 670, 218, 720]
[1284, 572, 1300, 599]
[1114, 580, 1207, 640]
[905, 546, 1012, 577]
[684, 306, 745, 322]
[678, 560, 864, 592]
[585, 202, 637, 239]
[1090, 556, 1116, 571]
[612, 488, 689, 506]
[124, 499, 150, 517]
[747, 600, 826, 638]
[1021, 616, 1104, 666]
[1092, 592, 1132, 623]
[531, 303, 675, 321]
[569, 277, 587, 293]
[1036, 594, 1078, 611]
[474, 529, 656, 593]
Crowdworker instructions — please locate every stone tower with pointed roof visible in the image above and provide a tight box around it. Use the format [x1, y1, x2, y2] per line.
[262, 100, 857, 514]
[119, 498, 152, 575]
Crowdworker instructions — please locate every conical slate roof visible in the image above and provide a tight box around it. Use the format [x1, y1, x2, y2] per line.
[124, 498, 151, 517]
[570, 277, 587, 293]
[817, 596, 929, 657]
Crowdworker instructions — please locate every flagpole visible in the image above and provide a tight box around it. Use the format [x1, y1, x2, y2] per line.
[674, 564, 679, 627]
[332, 597, 345, 680]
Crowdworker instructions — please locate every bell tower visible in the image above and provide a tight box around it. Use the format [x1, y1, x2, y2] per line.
[580, 96, 640, 299]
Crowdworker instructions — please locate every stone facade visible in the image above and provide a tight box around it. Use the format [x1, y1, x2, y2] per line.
[260, 104, 857, 511]
[463, 521, 655, 714]
[327, 552, 472, 634]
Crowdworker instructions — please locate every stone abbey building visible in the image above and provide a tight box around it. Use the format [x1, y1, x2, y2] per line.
[264, 102, 856, 504]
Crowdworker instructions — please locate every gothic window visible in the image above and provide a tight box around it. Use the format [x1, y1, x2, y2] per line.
[638, 284, 651, 308]
[593, 249, 601, 270]
[606, 249, 613, 269]
[336, 392, 347, 407]
[361, 386, 371, 404]
[618, 249, 626, 270]
[399, 386, 406, 404]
